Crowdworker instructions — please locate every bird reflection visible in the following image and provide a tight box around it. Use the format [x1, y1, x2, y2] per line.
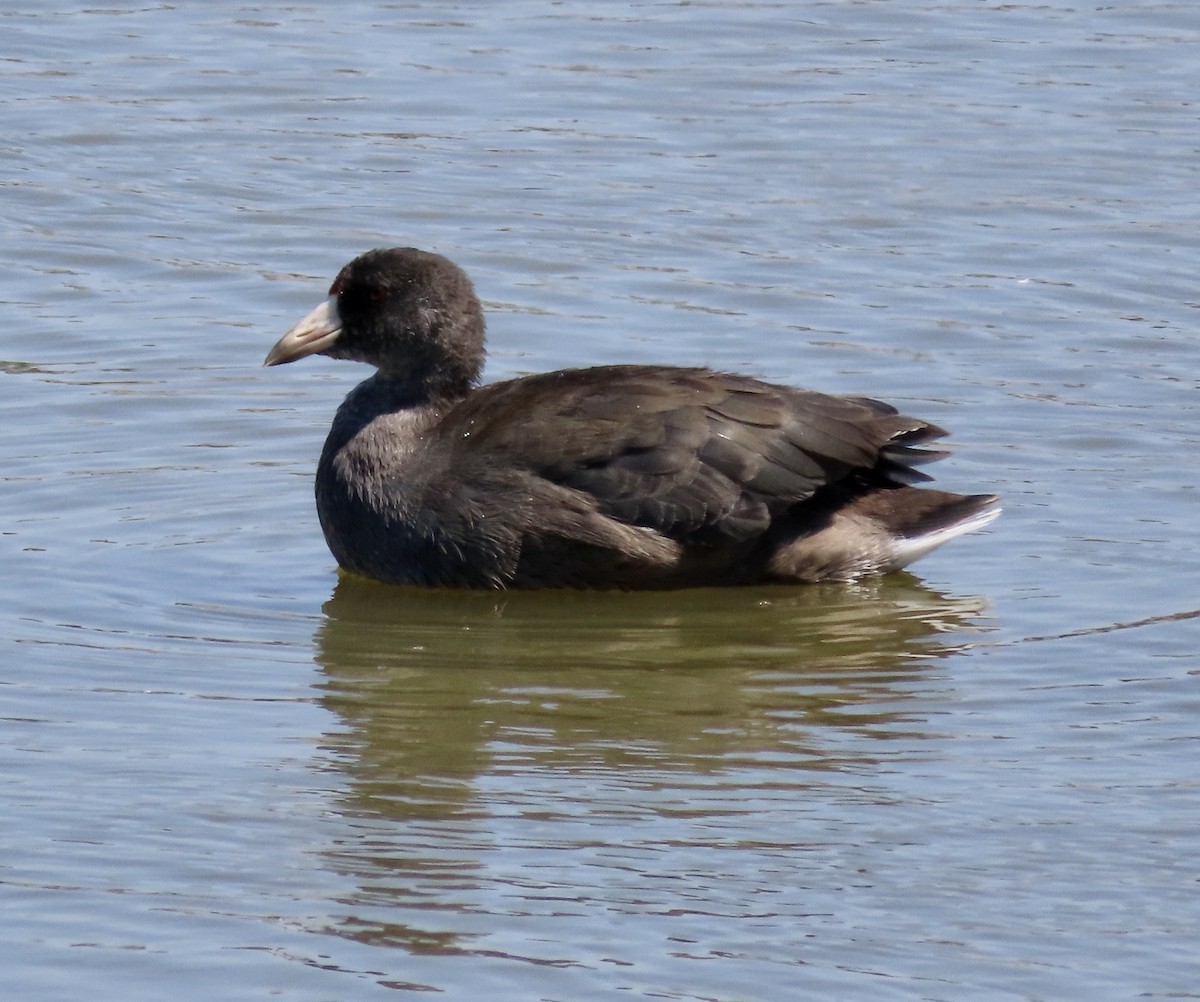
[309, 575, 993, 957]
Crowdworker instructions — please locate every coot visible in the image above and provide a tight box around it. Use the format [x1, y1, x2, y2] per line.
[265, 248, 999, 589]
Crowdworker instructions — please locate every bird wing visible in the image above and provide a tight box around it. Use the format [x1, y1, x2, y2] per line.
[437, 365, 947, 543]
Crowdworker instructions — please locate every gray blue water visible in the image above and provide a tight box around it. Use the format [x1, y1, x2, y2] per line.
[2, 2, 1198, 999]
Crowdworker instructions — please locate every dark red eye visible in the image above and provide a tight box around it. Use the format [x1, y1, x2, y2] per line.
[368, 286, 387, 304]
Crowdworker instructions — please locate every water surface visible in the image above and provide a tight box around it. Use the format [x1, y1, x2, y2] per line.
[2, 2, 1197, 999]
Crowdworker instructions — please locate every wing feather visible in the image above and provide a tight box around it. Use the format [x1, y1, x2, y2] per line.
[436, 365, 948, 543]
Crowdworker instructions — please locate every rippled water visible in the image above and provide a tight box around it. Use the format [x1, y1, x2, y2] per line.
[3, 2, 1198, 999]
